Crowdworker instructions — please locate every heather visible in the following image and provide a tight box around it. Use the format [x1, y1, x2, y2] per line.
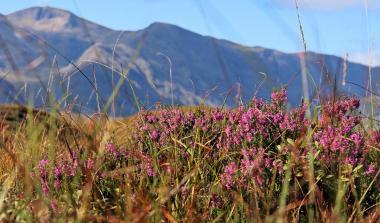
[0, 89, 379, 222]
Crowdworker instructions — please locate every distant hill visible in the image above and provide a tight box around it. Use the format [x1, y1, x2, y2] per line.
[0, 6, 379, 116]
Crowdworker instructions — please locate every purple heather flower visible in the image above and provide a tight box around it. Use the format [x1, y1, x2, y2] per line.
[280, 115, 296, 131]
[140, 124, 149, 131]
[271, 88, 287, 104]
[212, 110, 224, 121]
[38, 158, 49, 176]
[54, 166, 62, 178]
[84, 158, 95, 171]
[264, 158, 273, 169]
[344, 156, 357, 166]
[341, 116, 358, 134]
[245, 133, 253, 142]
[331, 137, 342, 152]
[241, 113, 250, 124]
[243, 124, 251, 132]
[210, 194, 220, 209]
[66, 158, 79, 177]
[105, 142, 119, 158]
[142, 160, 155, 177]
[221, 162, 238, 189]
[228, 112, 236, 124]
[53, 179, 60, 190]
[273, 112, 284, 124]
[233, 135, 241, 145]
[225, 162, 238, 175]
[350, 133, 362, 149]
[100, 172, 107, 179]
[225, 126, 232, 137]
[146, 165, 155, 177]
[41, 181, 49, 195]
[146, 115, 156, 123]
[366, 164, 376, 175]
[51, 200, 59, 215]
[151, 129, 159, 141]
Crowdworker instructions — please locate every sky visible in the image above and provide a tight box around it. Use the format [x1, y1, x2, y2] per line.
[1, 0, 379, 66]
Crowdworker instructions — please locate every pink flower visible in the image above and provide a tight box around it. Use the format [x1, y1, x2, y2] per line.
[54, 165, 62, 178]
[366, 164, 376, 175]
[220, 162, 238, 189]
[141, 158, 155, 177]
[233, 135, 241, 145]
[350, 133, 362, 149]
[245, 133, 253, 142]
[273, 112, 284, 124]
[51, 200, 59, 215]
[212, 110, 224, 121]
[84, 158, 95, 171]
[53, 179, 60, 190]
[225, 126, 232, 137]
[38, 158, 49, 177]
[344, 156, 357, 166]
[151, 129, 159, 141]
[331, 137, 342, 152]
[42, 181, 49, 195]
[105, 142, 119, 158]
[241, 113, 250, 124]
[240, 148, 265, 185]
[271, 88, 287, 105]
[146, 115, 156, 123]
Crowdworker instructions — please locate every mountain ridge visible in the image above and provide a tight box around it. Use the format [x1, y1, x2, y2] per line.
[5, 6, 379, 68]
[0, 6, 379, 115]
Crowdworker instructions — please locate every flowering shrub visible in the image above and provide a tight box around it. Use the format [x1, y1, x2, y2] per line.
[33, 148, 95, 197]
[4, 88, 379, 222]
[131, 88, 379, 220]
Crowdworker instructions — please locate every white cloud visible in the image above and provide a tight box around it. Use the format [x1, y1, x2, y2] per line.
[349, 49, 380, 67]
[276, 0, 380, 10]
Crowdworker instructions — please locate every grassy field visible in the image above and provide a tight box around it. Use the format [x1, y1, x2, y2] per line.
[0, 89, 379, 222]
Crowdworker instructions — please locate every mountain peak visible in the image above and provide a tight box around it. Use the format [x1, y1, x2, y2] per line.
[148, 22, 176, 28]
[8, 6, 74, 20]
[144, 22, 206, 40]
[145, 22, 187, 32]
[6, 6, 88, 32]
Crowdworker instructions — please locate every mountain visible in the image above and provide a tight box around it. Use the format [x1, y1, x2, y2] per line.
[0, 6, 379, 116]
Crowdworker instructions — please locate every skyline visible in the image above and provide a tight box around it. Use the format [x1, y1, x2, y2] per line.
[1, 0, 379, 66]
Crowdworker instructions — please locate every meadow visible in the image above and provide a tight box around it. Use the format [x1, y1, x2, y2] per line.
[0, 88, 379, 222]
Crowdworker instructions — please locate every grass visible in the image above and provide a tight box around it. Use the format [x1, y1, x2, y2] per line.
[0, 89, 379, 222]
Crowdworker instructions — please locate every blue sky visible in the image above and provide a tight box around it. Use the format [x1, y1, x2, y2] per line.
[1, 0, 379, 65]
